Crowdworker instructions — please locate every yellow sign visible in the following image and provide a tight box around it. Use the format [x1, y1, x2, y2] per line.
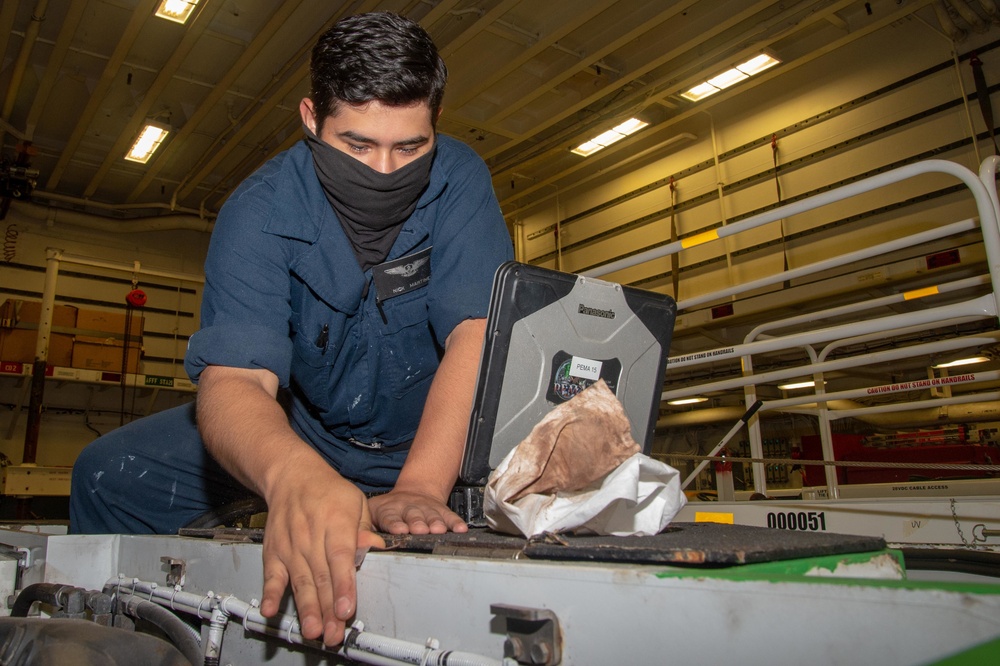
[694, 511, 734, 524]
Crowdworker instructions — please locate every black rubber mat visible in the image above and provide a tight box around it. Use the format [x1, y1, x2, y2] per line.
[383, 522, 886, 565]
[179, 522, 886, 566]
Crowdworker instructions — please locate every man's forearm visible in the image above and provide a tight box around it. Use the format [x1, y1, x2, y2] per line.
[393, 318, 486, 501]
[196, 365, 328, 498]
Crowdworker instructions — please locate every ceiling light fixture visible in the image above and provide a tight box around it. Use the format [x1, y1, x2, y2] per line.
[571, 117, 649, 157]
[125, 123, 170, 164]
[932, 356, 990, 369]
[778, 380, 815, 390]
[667, 397, 708, 406]
[155, 0, 200, 24]
[680, 53, 781, 102]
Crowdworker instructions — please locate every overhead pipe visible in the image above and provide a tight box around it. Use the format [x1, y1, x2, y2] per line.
[950, 0, 989, 31]
[12, 200, 214, 233]
[934, 0, 966, 40]
[979, 0, 1000, 22]
[29, 190, 209, 219]
[934, 0, 996, 38]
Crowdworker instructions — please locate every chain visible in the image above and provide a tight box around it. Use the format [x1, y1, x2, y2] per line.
[949, 498, 987, 550]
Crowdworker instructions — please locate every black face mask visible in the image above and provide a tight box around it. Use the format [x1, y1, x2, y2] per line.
[305, 126, 435, 271]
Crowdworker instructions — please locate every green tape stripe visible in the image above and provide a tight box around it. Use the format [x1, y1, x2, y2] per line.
[926, 635, 1000, 665]
[654, 549, 1000, 595]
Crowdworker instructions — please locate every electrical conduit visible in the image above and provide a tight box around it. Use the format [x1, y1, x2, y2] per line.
[108, 577, 512, 666]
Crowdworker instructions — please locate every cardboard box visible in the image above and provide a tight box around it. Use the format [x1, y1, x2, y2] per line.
[76, 308, 143, 337]
[0, 329, 74, 366]
[0, 329, 36, 364]
[72, 335, 141, 374]
[0, 299, 77, 329]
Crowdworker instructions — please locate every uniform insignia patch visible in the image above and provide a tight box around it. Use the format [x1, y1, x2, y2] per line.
[373, 246, 433, 302]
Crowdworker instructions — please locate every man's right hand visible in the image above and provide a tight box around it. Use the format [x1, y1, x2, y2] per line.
[196, 366, 385, 646]
[259, 458, 386, 646]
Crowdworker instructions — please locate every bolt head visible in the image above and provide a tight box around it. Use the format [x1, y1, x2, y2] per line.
[504, 636, 524, 659]
[530, 642, 551, 664]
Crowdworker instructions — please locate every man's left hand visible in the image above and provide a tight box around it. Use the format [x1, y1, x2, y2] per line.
[369, 490, 469, 535]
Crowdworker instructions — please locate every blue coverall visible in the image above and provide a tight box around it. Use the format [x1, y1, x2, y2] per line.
[69, 135, 513, 534]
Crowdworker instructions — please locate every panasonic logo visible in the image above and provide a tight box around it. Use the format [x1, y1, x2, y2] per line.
[578, 304, 616, 319]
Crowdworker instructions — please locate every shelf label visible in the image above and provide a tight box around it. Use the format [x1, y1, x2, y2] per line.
[0, 361, 24, 375]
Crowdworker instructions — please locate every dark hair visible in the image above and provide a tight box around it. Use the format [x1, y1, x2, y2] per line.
[310, 12, 447, 130]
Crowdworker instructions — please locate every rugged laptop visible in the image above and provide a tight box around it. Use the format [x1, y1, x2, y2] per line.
[458, 261, 677, 488]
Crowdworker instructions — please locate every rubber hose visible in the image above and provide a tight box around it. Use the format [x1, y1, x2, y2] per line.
[119, 595, 203, 666]
[901, 548, 1000, 577]
[10, 583, 84, 617]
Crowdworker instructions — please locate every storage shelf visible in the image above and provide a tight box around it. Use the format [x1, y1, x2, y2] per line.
[0, 359, 196, 393]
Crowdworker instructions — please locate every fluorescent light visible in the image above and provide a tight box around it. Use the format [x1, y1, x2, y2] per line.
[155, 0, 200, 24]
[778, 380, 815, 390]
[590, 128, 626, 146]
[613, 118, 648, 134]
[572, 142, 603, 157]
[571, 117, 649, 156]
[681, 53, 781, 103]
[668, 397, 708, 406]
[680, 82, 718, 102]
[736, 53, 780, 76]
[125, 123, 170, 163]
[932, 356, 990, 369]
[707, 68, 748, 90]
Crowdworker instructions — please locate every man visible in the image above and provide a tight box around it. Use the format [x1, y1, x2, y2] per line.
[69, 12, 513, 647]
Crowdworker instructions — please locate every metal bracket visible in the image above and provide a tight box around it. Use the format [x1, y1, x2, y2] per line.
[160, 556, 186, 586]
[491, 603, 561, 665]
[14, 546, 32, 569]
[0, 544, 35, 575]
[449, 485, 486, 527]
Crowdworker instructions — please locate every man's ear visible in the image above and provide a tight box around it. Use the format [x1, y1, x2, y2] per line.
[300, 98, 317, 134]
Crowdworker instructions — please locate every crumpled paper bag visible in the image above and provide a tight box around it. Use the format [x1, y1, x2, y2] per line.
[484, 379, 686, 538]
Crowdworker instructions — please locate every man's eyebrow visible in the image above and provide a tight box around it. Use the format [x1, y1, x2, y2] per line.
[337, 130, 430, 146]
[395, 135, 431, 146]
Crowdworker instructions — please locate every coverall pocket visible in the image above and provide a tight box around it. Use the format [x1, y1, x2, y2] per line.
[380, 291, 437, 398]
[290, 318, 337, 413]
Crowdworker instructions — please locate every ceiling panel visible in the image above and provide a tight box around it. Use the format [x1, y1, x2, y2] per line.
[0, 0, 980, 220]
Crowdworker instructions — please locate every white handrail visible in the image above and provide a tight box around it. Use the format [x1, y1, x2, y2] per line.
[644, 157, 1000, 499]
